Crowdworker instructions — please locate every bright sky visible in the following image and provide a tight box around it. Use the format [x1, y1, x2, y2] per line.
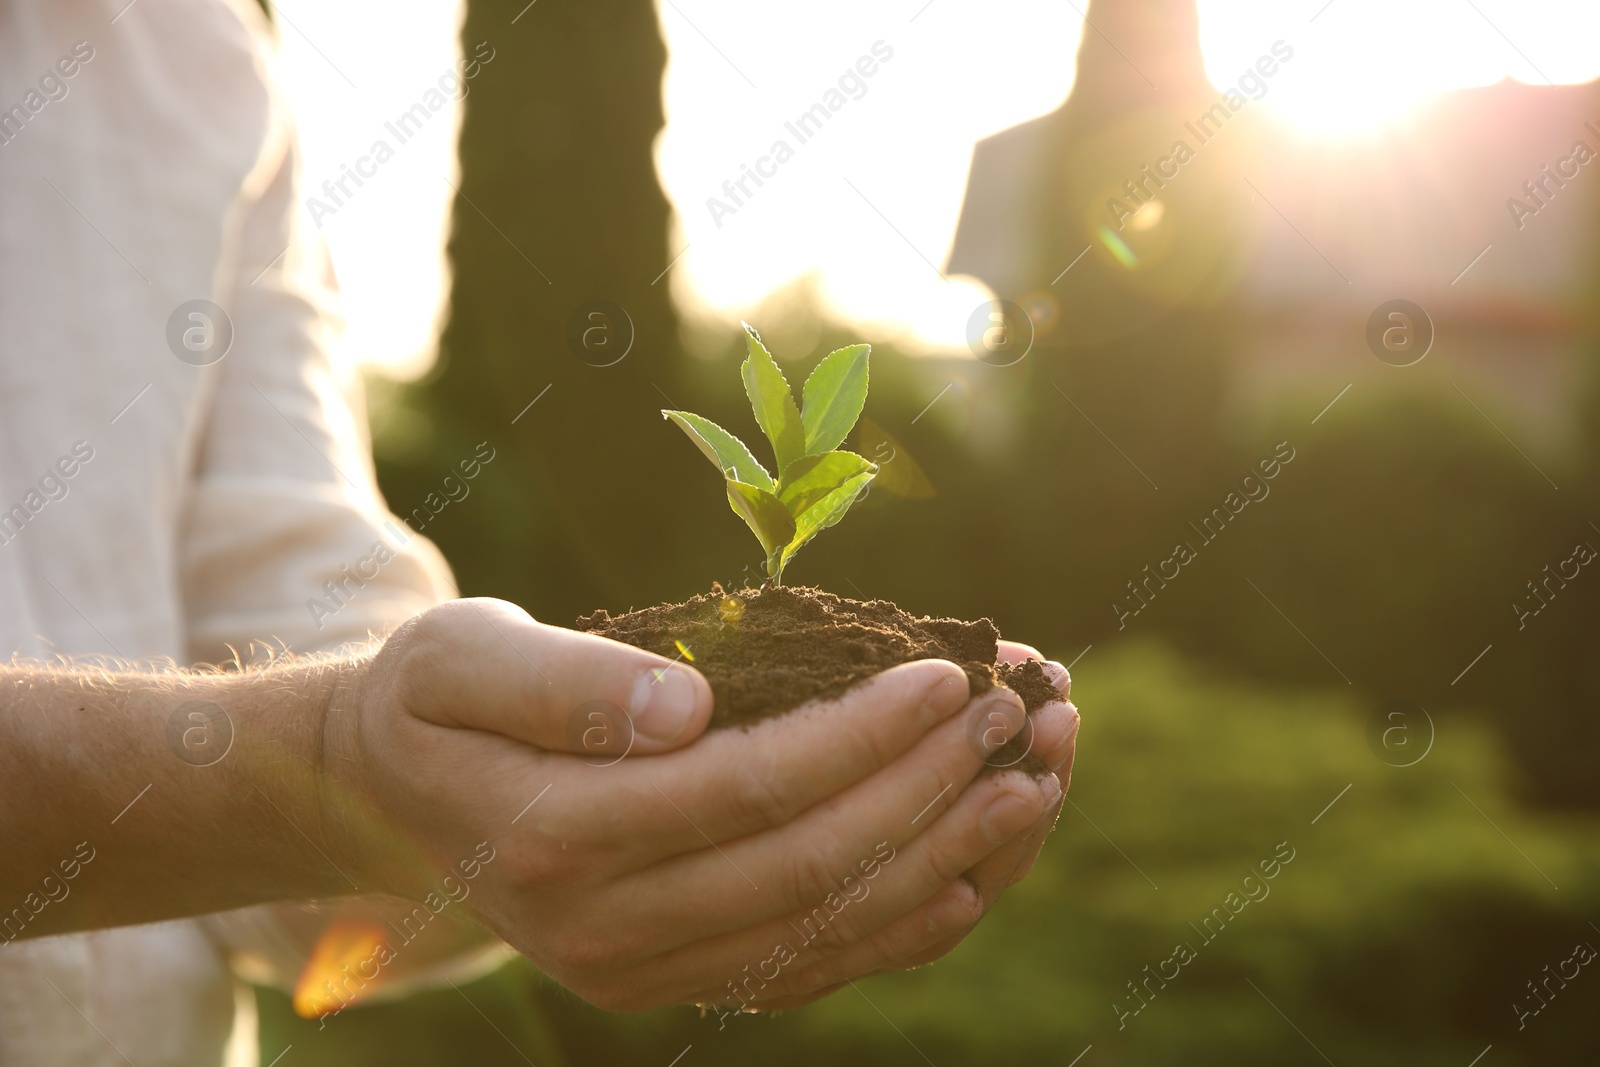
[1200, 0, 1600, 134]
[271, 0, 1600, 375]
[269, 0, 465, 380]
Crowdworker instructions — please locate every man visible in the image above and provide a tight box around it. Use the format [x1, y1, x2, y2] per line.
[0, 1, 1080, 1064]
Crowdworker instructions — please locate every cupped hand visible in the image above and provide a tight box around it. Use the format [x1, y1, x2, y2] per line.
[745, 639, 1079, 1010]
[319, 598, 1073, 1012]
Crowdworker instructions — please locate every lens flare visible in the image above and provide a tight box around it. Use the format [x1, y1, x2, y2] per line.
[292, 920, 392, 1019]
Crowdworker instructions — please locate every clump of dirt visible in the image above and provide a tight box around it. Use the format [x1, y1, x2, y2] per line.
[576, 584, 1058, 773]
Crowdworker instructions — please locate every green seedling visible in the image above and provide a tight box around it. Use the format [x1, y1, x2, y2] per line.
[663, 323, 878, 586]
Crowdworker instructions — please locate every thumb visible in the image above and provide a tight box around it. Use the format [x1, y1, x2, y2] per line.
[395, 598, 714, 756]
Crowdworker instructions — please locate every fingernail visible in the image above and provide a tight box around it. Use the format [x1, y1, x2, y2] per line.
[1040, 660, 1070, 696]
[918, 667, 971, 731]
[966, 689, 1026, 761]
[1031, 700, 1077, 752]
[980, 782, 1044, 845]
[1050, 705, 1080, 778]
[1036, 771, 1062, 805]
[927, 878, 982, 933]
[630, 664, 704, 743]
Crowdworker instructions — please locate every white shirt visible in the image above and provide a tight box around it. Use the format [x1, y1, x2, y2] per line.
[0, 1, 463, 1062]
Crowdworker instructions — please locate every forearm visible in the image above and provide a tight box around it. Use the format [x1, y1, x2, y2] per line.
[0, 652, 361, 939]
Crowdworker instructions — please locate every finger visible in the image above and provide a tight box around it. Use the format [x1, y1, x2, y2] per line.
[399, 598, 713, 755]
[614, 687, 1030, 945]
[687, 880, 983, 1007]
[995, 641, 1070, 700]
[885, 922, 976, 974]
[1042, 661, 1071, 700]
[688, 981, 847, 1014]
[757, 880, 983, 1000]
[962, 701, 1077, 896]
[996, 640, 1043, 664]
[719, 983, 846, 1013]
[593, 659, 972, 859]
[620, 767, 1059, 1002]
[1033, 701, 1081, 778]
[964, 791, 1064, 898]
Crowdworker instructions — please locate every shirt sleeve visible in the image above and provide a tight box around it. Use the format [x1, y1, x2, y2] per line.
[177, 101, 456, 666]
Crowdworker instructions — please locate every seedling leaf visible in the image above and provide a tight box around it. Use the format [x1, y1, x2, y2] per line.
[777, 450, 877, 517]
[725, 479, 796, 570]
[800, 344, 870, 456]
[661, 409, 774, 493]
[666, 324, 883, 585]
[740, 323, 805, 476]
[776, 470, 876, 578]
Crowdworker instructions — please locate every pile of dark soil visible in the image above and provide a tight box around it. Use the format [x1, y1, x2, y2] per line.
[576, 585, 1056, 772]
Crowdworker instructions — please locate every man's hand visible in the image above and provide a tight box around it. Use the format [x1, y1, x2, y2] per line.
[734, 640, 1078, 1012]
[320, 598, 1077, 1012]
[0, 597, 1077, 1014]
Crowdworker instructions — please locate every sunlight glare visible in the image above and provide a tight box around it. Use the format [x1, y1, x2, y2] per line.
[269, 0, 464, 380]
[654, 0, 1600, 357]
[1198, 0, 1600, 135]
[655, 0, 1084, 356]
[270, 0, 1600, 372]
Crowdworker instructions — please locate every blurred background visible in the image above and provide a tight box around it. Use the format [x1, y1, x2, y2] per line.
[260, 0, 1600, 1061]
